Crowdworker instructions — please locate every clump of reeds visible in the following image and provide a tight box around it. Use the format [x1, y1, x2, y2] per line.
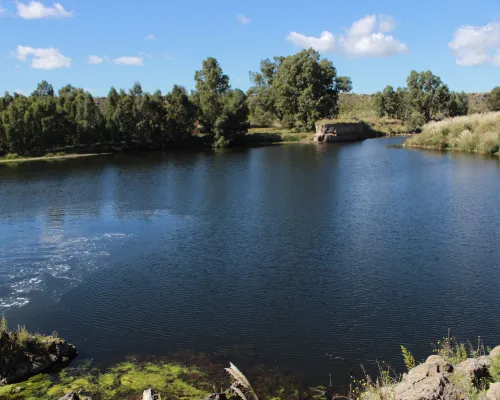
[405, 112, 500, 154]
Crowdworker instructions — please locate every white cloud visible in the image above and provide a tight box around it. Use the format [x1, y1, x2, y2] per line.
[287, 15, 407, 57]
[16, 45, 71, 69]
[449, 22, 500, 66]
[87, 55, 103, 65]
[163, 52, 176, 60]
[342, 15, 407, 57]
[287, 31, 336, 52]
[113, 56, 144, 66]
[17, 1, 74, 19]
[379, 15, 395, 33]
[237, 14, 250, 25]
[145, 34, 155, 40]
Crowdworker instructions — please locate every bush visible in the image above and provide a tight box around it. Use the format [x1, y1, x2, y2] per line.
[487, 87, 500, 112]
[407, 113, 426, 132]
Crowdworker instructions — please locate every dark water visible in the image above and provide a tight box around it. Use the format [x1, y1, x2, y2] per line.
[1, 138, 500, 385]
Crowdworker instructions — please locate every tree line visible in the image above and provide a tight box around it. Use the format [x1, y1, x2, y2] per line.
[374, 71, 470, 130]
[1, 48, 499, 156]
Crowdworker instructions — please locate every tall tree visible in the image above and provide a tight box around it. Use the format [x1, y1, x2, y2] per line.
[192, 57, 248, 146]
[250, 49, 344, 130]
[487, 87, 500, 112]
[164, 85, 196, 142]
[406, 70, 450, 121]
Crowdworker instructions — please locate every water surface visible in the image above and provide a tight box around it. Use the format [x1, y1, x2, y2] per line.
[1, 138, 499, 384]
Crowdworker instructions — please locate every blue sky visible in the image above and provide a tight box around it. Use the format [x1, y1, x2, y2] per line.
[1, 0, 500, 96]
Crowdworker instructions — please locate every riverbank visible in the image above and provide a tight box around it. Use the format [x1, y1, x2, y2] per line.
[0, 153, 112, 164]
[403, 112, 500, 154]
[2, 319, 499, 400]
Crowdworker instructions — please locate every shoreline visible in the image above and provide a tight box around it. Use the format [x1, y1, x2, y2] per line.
[0, 153, 112, 164]
[403, 144, 500, 156]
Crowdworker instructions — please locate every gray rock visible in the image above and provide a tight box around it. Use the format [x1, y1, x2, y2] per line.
[0, 331, 78, 385]
[490, 346, 500, 359]
[455, 358, 491, 383]
[395, 355, 466, 400]
[486, 383, 500, 400]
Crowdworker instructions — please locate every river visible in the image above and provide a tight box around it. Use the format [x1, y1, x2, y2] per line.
[1, 138, 499, 385]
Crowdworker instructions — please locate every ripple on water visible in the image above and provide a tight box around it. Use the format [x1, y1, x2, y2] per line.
[0, 233, 132, 311]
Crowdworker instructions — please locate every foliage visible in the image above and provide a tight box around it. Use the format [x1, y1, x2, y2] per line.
[250, 48, 347, 130]
[404, 112, 500, 153]
[192, 58, 249, 146]
[374, 71, 467, 130]
[487, 87, 500, 112]
[400, 346, 416, 371]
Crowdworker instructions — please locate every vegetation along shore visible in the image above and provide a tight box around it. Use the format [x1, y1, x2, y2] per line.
[1, 49, 500, 161]
[1, 318, 499, 400]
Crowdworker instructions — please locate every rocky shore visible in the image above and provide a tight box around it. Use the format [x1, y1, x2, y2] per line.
[0, 330, 78, 385]
[363, 345, 500, 400]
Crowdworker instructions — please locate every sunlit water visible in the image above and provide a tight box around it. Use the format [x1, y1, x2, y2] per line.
[1, 138, 499, 385]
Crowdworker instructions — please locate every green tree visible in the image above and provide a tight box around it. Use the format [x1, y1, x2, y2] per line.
[164, 85, 196, 142]
[250, 49, 342, 130]
[487, 87, 500, 112]
[406, 70, 450, 121]
[336, 76, 353, 93]
[193, 57, 248, 146]
[31, 80, 55, 97]
[446, 91, 469, 117]
[193, 57, 230, 133]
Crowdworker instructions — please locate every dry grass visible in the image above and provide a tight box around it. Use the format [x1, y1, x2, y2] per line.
[404, 112, 500, 153]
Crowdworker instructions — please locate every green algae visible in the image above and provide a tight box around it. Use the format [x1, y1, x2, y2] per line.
[0, 361, 210, 400]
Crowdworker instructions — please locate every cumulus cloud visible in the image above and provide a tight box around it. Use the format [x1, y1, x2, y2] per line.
[16, 45, 71, 69]
[145, 34, 155, 40]
[449, 22, 500, 66]
[287, 15, 407, 57]
[342, 15, 407, 57]
[17, 1, 73, 19]
[87, 55, 103, 64]
[287, 31, 336, 52]
[237, 14, 250, 25]
[113, 56, 144, 66]
[379, 15, 396, 33]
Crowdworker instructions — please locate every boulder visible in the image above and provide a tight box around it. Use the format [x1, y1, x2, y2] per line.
[395, 356, 467, 400]
[0, 331, 78, 385]
[491, 346, 500, 359]
[455, 358, 491, 383]
[486, 383, 500, 400]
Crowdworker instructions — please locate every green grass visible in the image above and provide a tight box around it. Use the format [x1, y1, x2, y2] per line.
[404, 112, 500, 154]
[247, 127, 315, 143]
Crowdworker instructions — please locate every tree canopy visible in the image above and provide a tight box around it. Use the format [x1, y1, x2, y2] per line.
[250, 48, 349, 130]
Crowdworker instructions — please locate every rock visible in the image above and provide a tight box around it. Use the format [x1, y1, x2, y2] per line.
[491, 346, 500, 358]
[486, 383, 500, 400]
[58, 392, 80, 400]
[143, 388, 161, 400]
[455, 358, 491, 383]
[395, 355, 467, 400]
[313, 122, 377, 144]
[0, 331, 78, 385]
